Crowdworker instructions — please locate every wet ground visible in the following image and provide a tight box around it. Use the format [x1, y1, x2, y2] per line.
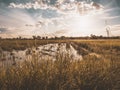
[0, 42, 101, 67]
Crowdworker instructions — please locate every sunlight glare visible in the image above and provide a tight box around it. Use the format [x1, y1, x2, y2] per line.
[71, 15, 96, 33]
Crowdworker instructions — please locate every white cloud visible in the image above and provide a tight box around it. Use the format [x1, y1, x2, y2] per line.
[111, 25, 120, 30]
[2, 0, 120, 37]
[101, 16, 120, 20]
[9, 1, 52, 10]
[8, 0, 104, 16]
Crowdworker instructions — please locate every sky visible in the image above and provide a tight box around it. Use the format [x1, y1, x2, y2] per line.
[0, 0, 120, 38]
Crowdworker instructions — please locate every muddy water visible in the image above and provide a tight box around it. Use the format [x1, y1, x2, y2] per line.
[0, 43, 83, 67]
[0, 42, 102, 67]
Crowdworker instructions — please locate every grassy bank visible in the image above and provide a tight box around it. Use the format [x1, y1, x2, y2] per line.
[0, 39, 120, 90]
[0, 55, 120, 90]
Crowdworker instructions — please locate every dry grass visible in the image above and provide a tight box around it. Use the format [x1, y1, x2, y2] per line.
[0, 55, 120, 90]
[0, 39, 68, 51]
[0, 39, 120, 90]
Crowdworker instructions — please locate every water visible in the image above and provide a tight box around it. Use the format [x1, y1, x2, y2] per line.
[0, 43, 83, 67]
[0, 42, 102, 67]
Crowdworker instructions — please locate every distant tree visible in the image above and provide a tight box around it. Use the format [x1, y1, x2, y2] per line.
[45, 36, 48, 39]
[61, 36, 66, 39]
[37, 36, 41, 39]
[99, 35, 103, 39]
[18, 36, 22, 39]
[90, 34, 97, 39]
[54, 36, 58, 39]
[32, 36, 36, 40]
[42, 37, 45, 39]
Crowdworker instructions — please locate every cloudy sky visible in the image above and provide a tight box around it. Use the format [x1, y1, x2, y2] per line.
[0, 0, 120, 38]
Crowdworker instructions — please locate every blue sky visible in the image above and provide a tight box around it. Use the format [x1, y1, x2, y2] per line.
[0, 0, 120, 38]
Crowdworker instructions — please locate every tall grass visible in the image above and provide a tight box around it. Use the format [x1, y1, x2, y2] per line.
[0, 54, 120, 90]
[0, 39, 120, 90]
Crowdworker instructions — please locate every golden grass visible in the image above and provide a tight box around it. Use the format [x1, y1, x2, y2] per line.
[0, 55, 120, 90]
[0, 39, 120, 90]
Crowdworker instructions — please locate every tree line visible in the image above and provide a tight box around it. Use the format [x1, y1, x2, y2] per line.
[0, 35, 120, 40]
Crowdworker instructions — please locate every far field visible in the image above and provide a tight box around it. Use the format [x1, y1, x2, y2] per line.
[0, 39, 120, 60]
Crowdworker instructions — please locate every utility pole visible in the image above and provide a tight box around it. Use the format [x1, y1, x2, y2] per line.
[105, 20, 111, 37]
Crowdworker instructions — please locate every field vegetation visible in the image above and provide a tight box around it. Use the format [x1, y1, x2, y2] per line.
[0, 39, 120, 90]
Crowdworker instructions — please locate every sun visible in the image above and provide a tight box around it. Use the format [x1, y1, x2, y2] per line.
[69, 15, 97, 35]
[78, 16, 92, 28]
